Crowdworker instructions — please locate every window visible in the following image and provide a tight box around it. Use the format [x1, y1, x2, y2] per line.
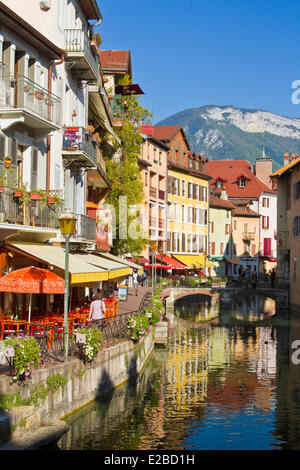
[293, 181, 300, 200]
[262, 197, 270, 207]
[188, 206, 193, 223]
[211, 242, 215, 256]
[188, 182, 193, 198]
[182, 180, 186, 197]
[182, 233, 186, 252]
[251, 244, 256, 257]
[234, 220, 237, 231]
[262, 216, 270, 229]
[238, 177, 246, 188]
[211, 221, 214, 233]
[220, 243, 224, 255]
[182, 205, 185, 222]
[293, 216, 300, 236]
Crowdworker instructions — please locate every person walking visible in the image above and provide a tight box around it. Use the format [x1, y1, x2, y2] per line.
[88, 292, 106, 326]
[132, 269, 139, 296]
[271, 268, 276, 288]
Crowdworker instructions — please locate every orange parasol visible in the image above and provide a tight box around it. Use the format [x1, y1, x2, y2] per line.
[0, 266, 65, 321]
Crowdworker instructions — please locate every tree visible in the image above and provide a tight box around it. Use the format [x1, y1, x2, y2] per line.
[104, 74, 152, 256]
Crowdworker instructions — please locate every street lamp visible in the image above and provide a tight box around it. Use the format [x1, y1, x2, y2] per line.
[149, 238, 158, 297]
[158, 248, 164, 279]
[59, 209, 77, 360]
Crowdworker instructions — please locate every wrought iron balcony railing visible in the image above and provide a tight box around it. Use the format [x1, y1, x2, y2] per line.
[242, 232, 255, 241]
[75, 213, 96, 240]
[0, 73, 61, 128]
[63, 127, 97, 167]
[64, 29, 99, 79]
[0, 187, 63, 229]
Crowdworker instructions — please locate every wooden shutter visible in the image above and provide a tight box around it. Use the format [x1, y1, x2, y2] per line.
[31, 148, 38, 190]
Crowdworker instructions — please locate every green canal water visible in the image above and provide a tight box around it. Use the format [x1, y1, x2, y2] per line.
[57, 293, 300, 450]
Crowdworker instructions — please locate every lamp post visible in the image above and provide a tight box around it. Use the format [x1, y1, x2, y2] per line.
[59, 210, 77, 361]
[159, 249, 164, 280]
[149, 238, 157, 297]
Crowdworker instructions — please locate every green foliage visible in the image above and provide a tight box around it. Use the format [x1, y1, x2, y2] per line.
[127, 313, 150, 343]
[74, 325, 105, 362]
[104, 73, 152, 256]
[46, 373, 67, 392]
[4, 335, 42, 381]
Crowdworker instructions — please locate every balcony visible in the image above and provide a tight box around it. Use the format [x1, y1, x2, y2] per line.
[149, 186, 157, 198]
[149, 216, 157, 227]
[0, 187, 62, 230]
[62, 127, 97, 168]
[0, 72, 61, 140]
[260, 249, 276, 259]
[64, 29, 99, 80]
[242, 232, 255, 241]
[75, 213, 96, 240]
[111, 95, 124, 127]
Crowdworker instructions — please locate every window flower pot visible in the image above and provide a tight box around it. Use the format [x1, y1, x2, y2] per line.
[47, 197, 57, 204]
[4, 157, 12, 168]
[30, 192, 42, 200]
[0, 186, 4, 193]
[34, 91, 44, 100]
[14, 191, 22, 197]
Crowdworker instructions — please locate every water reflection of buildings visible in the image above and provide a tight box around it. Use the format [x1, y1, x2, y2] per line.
[221, 294, 276, 321]
[175, 295, 219, 323]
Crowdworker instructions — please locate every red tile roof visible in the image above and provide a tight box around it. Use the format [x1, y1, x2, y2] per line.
[209, 196, 237, 210]
[152, 125, 182, 141]
[206, 160, 276, 198]
[99, 50, 131, 74]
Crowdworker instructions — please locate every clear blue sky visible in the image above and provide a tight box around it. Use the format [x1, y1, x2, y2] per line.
[95, 0, 300, 123]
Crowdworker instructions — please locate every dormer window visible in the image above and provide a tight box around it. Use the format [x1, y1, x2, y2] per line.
[215, 177, 225, 189]
[239, 177, 246, 188]
[237, 174, 249, 188]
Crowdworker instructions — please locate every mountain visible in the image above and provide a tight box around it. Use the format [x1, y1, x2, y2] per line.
[156, 105, 300, 171]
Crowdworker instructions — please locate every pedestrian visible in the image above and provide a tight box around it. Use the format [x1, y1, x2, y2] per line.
[251, 267, 257, 289]
[271, 268, 276, 288]
[88, 292, 106, 326]
[142, 270, 147, 286]
[132, 269, 139, 296]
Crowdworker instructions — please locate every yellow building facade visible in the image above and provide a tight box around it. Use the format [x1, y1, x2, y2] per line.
[167, 160, 212, 272]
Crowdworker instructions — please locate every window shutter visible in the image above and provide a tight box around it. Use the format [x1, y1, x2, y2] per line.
[31, 148, 38, 191]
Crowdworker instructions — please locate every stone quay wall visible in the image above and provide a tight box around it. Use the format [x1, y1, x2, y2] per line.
[0, 330, 155, 448]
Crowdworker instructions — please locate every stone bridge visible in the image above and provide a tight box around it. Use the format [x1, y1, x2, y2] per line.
[163, 286, 289, 321]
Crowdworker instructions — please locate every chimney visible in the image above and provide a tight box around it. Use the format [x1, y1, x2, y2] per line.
[141, 122, 154, 136]
[291, 152, 299, 162]
[283, 152, 290, 166]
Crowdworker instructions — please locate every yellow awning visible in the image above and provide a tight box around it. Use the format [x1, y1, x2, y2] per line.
[72, 253, 131, 280]
[8, 242, 108, 284]
[97, 251, 144, 274]
[173, 254, 214, 269]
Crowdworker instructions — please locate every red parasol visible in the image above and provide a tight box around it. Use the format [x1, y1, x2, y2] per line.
[0, 266, 65, 321]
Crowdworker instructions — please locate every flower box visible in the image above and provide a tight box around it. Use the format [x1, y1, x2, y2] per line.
[47, 197, 57, 204]
[0, 186, 4, 193]
[34, 91, 44, 100]
[30, 192, 42, 200]
[14, 190, 22, 197]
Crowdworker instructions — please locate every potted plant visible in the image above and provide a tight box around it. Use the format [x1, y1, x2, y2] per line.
[47, 194, 61, 207]
[4, 156, 12, 168]
[30, 190, 42, 200]
[34, 91, 44, 100]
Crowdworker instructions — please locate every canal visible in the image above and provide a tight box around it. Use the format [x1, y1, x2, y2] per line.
[57, 293, 300, 450]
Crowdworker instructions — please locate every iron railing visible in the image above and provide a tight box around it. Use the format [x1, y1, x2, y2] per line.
[1, 311, 135, 373]
[63, 127, 98, 167]
[75, 213, 96, 240]
[0, 188, 63, 229]
[0, 74, 61, 126]
[64, 29, 99, 78]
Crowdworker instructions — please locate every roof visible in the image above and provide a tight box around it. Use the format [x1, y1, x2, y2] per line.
[206, 160, 276, 198]
[152, 125, 182, 141]
[99, 50, 132, 76]
[271, 157, 300, 178]
[231, 206, 260, 218]
[209, 196, 237, 210]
